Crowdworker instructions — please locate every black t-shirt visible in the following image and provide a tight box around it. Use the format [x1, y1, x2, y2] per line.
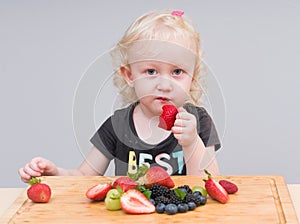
[90, 102, 221, 176]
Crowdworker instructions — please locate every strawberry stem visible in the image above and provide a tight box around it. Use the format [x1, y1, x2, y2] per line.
[126, 164, 149, 181]
[204, 169, 212, 179]
[29, 177, 41, 186]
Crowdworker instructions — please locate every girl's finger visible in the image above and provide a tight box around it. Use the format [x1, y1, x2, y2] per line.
[24, 163, 42, 177]
[18, 168, 31, 182]
[28, 161, 43, 173]
[172, 126, 183, 134]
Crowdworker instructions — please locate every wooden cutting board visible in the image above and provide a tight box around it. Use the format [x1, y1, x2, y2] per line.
[1, 176, 298, 223]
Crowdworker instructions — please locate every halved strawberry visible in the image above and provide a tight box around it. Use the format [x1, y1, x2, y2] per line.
[158, 105, 178, 130]
[86, 183, 112, 201]
[144, 166, 175, 188]
[112, 177, 138, 192]
[219, 180, 238, 194]
[203, 170, 228, 204]
[120, 189, 155, 214]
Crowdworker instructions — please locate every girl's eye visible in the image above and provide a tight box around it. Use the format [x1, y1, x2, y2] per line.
[172, 69, 183, 76]
[146, 69, 157, 75]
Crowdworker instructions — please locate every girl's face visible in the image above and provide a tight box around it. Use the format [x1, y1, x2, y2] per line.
[123, 60, 193, 115]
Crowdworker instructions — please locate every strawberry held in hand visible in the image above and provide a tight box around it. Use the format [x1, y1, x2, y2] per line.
[158, 105, 178, 130]
[203, 170, 228, 204]
[27, 177, 51, 203]
[144, 166, 175, 188]
[86, 183, 112, 201]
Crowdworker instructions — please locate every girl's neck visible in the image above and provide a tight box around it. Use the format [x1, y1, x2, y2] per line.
[133, 103, 171, 144]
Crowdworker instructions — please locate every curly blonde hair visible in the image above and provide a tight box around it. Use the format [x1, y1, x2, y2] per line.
[111, 10, 206, 106]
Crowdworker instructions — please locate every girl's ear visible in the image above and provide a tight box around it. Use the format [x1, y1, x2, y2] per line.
[120, 66, 134, 87]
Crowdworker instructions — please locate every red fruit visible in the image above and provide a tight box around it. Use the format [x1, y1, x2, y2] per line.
[203, 170, 228, 204]
[112, 176, 138, 192]
[144, 166, 175, 188]
[27, 178, 51, 203]
[86, 183, 112, 201]
[120, 189, 155, 214]
[158, 105, 178, 130]
[219, 180, 238, 194]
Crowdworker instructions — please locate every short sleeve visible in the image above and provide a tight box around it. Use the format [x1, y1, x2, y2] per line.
[185, 104, 221, 151]
[90, 117, 117, 160]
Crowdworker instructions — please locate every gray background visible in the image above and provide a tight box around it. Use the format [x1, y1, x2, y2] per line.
[1, 0, 299, 187]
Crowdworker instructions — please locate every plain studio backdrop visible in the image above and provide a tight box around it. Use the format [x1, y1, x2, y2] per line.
[1, 1, 299, 187]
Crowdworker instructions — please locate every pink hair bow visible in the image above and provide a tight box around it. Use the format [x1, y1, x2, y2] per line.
[171, 10, 184, 17]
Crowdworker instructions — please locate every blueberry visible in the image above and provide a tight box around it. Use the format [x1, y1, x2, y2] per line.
[155, 203, 166, 213]
[187, 202, 196, 211]
[198, 195, 207, 205]
[178, 188, 187, 194]
[193, 191, 201, 197]
[150, 198, 156, 205]
[177, 203, 189, 213]
[165, 204, 178, 215]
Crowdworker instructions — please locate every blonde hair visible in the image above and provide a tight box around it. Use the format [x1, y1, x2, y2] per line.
[111, 10, 206, 106]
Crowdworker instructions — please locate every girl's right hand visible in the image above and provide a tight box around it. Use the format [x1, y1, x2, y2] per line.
[18, 157, 58, 183]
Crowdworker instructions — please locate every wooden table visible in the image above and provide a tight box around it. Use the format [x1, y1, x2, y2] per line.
[0, 176, 299, 223]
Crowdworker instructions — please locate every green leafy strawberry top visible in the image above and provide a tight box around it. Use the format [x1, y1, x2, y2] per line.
[29, 177, 41, 185]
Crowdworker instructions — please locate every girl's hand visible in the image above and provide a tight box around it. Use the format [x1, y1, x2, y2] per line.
[18, 157, 58, 183]
[171, 107, 199, 147]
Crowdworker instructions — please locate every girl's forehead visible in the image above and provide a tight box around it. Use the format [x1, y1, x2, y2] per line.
[126, 40, 197, 75]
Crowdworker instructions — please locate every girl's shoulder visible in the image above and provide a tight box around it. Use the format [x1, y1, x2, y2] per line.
[183, 102, 210, 117]
[111, 102, 137, 118]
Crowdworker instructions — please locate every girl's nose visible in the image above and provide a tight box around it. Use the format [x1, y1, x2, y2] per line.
[156, 76, 173, 92]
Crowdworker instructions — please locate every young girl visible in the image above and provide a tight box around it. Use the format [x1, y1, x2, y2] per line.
[19, 10, 221, 183]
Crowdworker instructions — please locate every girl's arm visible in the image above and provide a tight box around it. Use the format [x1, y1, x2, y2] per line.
[183, 140, 220, 176]
[19, 147, 110, 183]
[172, 107, 220, 176]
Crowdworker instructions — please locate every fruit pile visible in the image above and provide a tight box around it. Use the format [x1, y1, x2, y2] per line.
[149, 184, 207, 215]
[85, 166, 239, 215]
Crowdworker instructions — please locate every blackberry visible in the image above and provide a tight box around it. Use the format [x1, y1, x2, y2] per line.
[154, 195, 170, 205]
[184, 193, 202, 206]
[150, 184, 171, 199]
[169, 190, 183, 205]
[177, 185, 192, 194]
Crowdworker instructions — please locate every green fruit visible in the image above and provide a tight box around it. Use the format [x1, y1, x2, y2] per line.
[192, 186, 207, 197]
[105, 189, 121, 211]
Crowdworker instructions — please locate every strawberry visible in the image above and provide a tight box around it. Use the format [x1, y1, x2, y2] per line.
[219, 180, 238, 194]
[27, 177, 51, 203]
[112, 176, 138, 192]
[120, 189, 155, 214]
[144, 166, 175, 188]
[86, 183, 112, 201]
[158, 105, 178, 130]
[203, 170, 228, 204]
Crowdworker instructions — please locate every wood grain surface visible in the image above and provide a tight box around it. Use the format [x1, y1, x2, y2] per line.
[0, 175, 298, 223]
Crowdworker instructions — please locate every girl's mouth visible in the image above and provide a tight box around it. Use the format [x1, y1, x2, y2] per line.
[156, 97, 170, 102]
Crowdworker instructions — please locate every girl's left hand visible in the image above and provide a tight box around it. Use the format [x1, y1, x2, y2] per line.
[171, 107, 199, 147]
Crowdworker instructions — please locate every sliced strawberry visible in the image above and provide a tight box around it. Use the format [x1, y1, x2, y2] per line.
[86, 183, 112, 201]
[144, 166, 175, 188]
[158, 105, 178, 130]
[219, 180, 238, 194]
[205, 178, 228, 204]
[27, 177, 51, 203]
[112, 177, 138, 192]
[120, 189, 155, 214]
[203, 170, 228, 204]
